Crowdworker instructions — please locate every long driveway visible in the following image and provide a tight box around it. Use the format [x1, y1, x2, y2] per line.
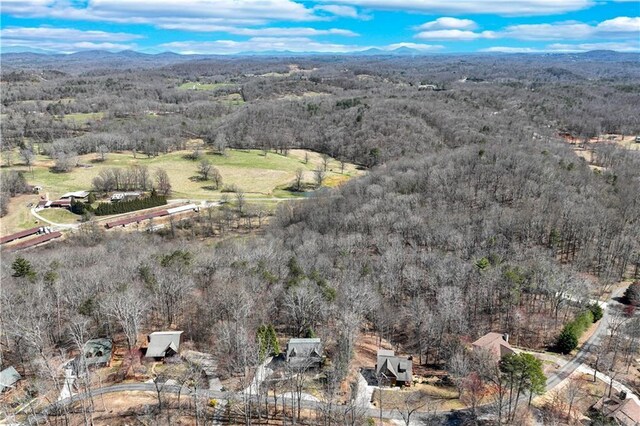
[545, 285, 628, 391]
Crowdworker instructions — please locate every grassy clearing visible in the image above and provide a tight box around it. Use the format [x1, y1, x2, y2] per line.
[59, 112, 105, 124]
[219, 93, 245, 105]
[1, 148, 364, 234]
[37, 208, 81, 225]
[0, 194, 41, 236]
[178, 82, 236, 91]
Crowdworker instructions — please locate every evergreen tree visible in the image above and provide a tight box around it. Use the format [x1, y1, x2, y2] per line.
[12, 256, 36, 279]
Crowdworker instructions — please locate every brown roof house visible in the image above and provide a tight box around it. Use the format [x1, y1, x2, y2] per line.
[472, 332, 515, 360]
[592, 392, 640, 426]
[145, 331, 183, 360]
[375, 349, 413, 387]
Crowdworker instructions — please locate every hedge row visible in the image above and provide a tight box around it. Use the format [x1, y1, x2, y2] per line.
[93, 195, 167, 216]
[556, 304, 602, 354]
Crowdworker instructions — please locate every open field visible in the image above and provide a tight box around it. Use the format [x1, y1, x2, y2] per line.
[1, 148, 363, 236]
[37, 208, 81, 225]
[0, 193, 41, 236]
[58, 111, 105, 124]
[178, 81, 236, 91]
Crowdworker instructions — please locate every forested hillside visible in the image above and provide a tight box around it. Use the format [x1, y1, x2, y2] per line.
[1, 52, 639, 424]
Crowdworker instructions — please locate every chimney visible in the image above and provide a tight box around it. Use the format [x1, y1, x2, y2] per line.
[502, 333, 509, 343]
[619, 391, 627, 400]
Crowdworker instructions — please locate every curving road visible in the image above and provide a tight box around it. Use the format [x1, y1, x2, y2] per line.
[545, 285, 628, 391]
[30, 208, 79, 229]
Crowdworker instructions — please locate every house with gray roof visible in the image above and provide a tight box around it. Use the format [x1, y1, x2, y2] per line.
[375, 349, 413, 387]
[285, 338, 323, 368]
[0, 366, 21, 392]
[82, 338, 113, 368]
[145, 331, 183, 359]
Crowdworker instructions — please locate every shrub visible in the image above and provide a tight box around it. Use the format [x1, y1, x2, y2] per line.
[623, 282, 640, 306]
[556, 327, 579, 354]
[555, 310, 594, 354]
[588, 303, 604, 322]
[93, 195, 166, 216]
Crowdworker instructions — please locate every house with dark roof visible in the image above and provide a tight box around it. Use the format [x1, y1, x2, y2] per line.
[83, 338, 113, 367]
[285, 338, 323, 368]
[0, 366, 21, 392]
[472, 332, 515, 360]
[145, 331, 183, 360]
[592, 392, 640, 426]
[375, 349, 413, 387]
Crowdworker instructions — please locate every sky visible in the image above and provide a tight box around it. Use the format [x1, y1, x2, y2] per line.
[1, 0, 639, 55]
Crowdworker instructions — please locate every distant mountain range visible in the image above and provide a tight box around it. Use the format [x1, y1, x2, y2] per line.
[1, 49, 636, 72]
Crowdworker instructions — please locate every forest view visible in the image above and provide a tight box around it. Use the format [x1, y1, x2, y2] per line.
[1, 50, 639, 425]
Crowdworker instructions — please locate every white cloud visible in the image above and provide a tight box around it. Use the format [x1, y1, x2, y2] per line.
[416, 17, 477, 31]
[482, 40, 640, 53]
[156, 23, 358, 36]
[1, 39, 137, 53]
[596, 16, 640, 34]
[313, 0, 594, 16]
[0, 27, 142, 42]
[415, 29, 496, 40]
[415, 16, 640, 42]
[314, 5, 362, 18]
[2, 0, 319, 26]
[500, 17, 640, 40]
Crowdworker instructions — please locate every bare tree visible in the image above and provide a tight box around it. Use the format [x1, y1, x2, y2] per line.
[564, 375, 587, 420]
[321, 154, 330, 172]
[155, 168, 172, 196]
[294, 168, 304, 192]
[20, 148, 35, 171]
[96, 144, 108, 162]
[214, 133, 228, 156]
[236, 188, 246, 214]
[198, 159, 212, 181]
[395, 391, 428, 426]
[211, 167, 223, 189]
[314, 168, 326, 188]
[2, 149, 13, 167]
[103, 288, 146, 351]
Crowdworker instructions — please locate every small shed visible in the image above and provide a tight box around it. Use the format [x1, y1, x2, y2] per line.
[0, 366, 21, 392]
[285, 338, 323, 368]
[375, 349, 413, 387]
[145, 331, 183, 359]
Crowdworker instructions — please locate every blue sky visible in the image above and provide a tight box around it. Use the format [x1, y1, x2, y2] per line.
[1, 0, 639, 54]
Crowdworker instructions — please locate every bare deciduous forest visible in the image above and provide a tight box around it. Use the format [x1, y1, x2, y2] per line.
[1, 51, 639, 425]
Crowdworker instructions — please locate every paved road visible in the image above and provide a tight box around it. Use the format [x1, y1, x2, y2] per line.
[33, 382, 423, 425]
[545, 285, 627, 391]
